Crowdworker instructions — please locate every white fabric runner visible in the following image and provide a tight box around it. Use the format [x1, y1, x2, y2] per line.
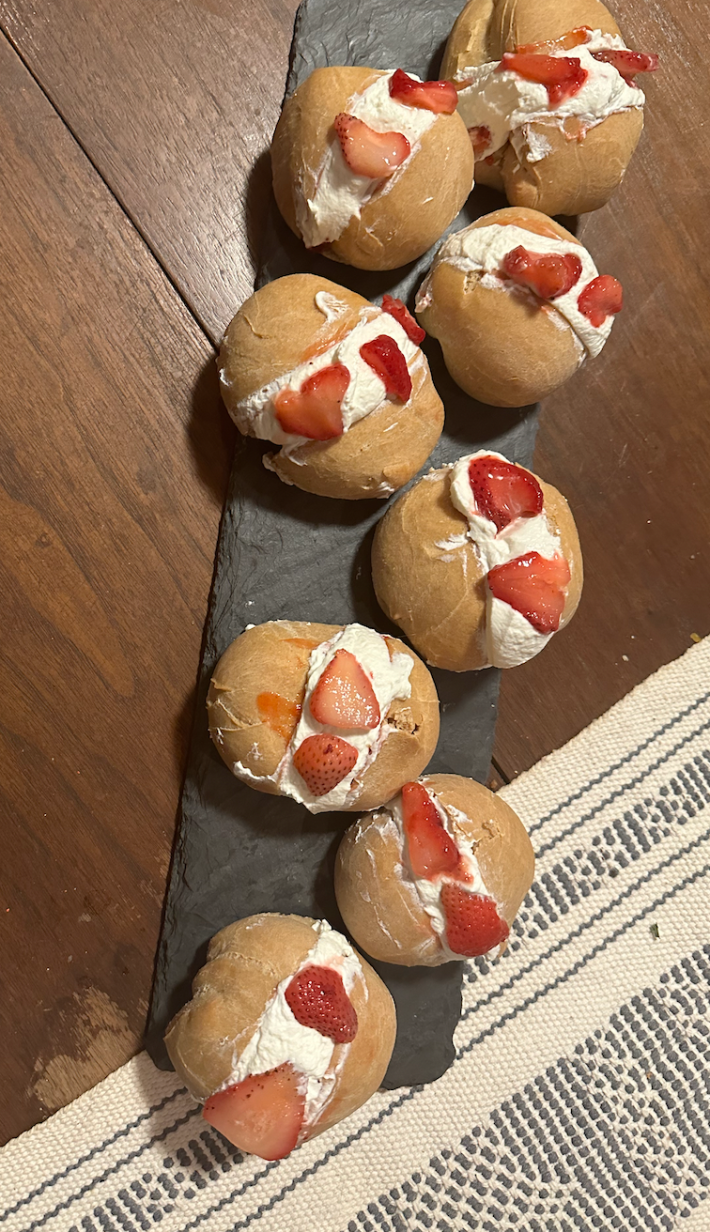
[3, 639, 709, 1232]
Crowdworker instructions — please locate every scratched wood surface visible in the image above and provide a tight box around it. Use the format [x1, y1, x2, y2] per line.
[1, 0, 708, 1144]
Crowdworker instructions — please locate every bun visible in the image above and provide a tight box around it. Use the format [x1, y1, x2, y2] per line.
[334, 775, 535, 965]
[272, 67, 473, 269]
[165, 913, 396, 1154]
[441, 0, 648, 217]
[219, 274, 443, 498]
[416, 207, 617, 407]
[207, 620, 440, 811]
[372, 455, 583, 671]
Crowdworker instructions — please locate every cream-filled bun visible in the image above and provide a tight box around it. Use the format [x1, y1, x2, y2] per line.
[335, 775, 534, 965]
[207, 620, 440, 813]
[442, 0, 658, 217]
[271, 67, 474, 269]
[372, 450, 582, 672]
[165, 913, 396, 1160]
[415, 207, 622, 407]
[219, 274, 443, 498]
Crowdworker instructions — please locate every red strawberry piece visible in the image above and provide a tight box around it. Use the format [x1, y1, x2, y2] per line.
[292, 733, 358, 796]
[468, 124, 492, 154]
[388, 68, 458, 114]
[334, 113, 411, 179]
[381, 294, 426, 345]
[498, 53, 588, 106]
[501, 244, 583, 300]
[577, 274, 623, 328]
[516, 26, 592, 55]
[487, 550, 571, 634]
[401, 781, 461, 880]
[285, 964, 358, 1043]
[203, 1063, 305, 1160]
[274, 363, 349, 440]
[440, 883, 510, 957]
[360, 335, 412, 402]
[468, 455, 543, 532]
[590, 48, 658, 82]
[309, 648, 380, 731]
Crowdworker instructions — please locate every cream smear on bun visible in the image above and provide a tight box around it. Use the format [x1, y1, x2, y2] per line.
[217, 921, 362, 1126]
[449, 451, 571, 668]
[455, 30, 647, 162]
[224, 291, 423, 453]
[232, 623, 413, 812]
[299, 71, 439, 248]
[386, 785, 506, 960]
[417, 224, 616, 357]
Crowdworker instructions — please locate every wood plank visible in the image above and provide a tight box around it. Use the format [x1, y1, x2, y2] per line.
[0, 0, 301, 342]
[0, 33, 232, 1144]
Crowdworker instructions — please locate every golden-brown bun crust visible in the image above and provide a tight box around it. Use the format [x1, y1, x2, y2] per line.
[372, 464, 582, 672]
[164, 913, 396, 1139]
[501, 110, 644, 218]
[271, 67, 474, 270]
[219, 274, 444, 500]
[441, 0, 642, 216]
[416, 207, 586, 407]
[334, 775, 535, 965]
[207, 621, 441, 811]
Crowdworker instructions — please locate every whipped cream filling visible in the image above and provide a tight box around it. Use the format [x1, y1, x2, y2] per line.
[298, 71, 439, 249]
[389, 788, 500, 960]
[455, 30, 644, 161]
[228, 291, 422, 453]
[448, 450, 565, 668]
[416, 222, 612, 357]
[220, 920, 362, 1128]
[232, 623, 413, 812]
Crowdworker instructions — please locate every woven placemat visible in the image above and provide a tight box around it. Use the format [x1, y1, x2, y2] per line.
[3, 639, 709, 1232]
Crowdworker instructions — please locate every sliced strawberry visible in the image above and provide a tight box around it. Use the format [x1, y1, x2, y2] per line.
[360, 335, 412, 402]
[381, 294, 426, 345]
[401, 781, 460, 880]
[591, 48, 659, 82]
[274, 363, 349, 440]
[468, 455, 543, 532]
[292, 733, 358, 796]
[334, 113, 410, 179]
[498, 52, 588, 105]
[203, 1063, 305, 1160]
[257, 691, 303, 743]
[516, 26, 592, 55]
[440, 884, 510, 957]
[309, 649, 380, 731]
[577, 274, 623, 328]
[487, 550, 571, 634]
[285, 964, 358, 1043]
[468, 124, 492, 154]
[502, 244, 582, 300]
[389, 68, 458, 114]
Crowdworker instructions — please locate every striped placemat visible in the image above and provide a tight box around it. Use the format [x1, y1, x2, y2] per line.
[3, 639, 709, 1232]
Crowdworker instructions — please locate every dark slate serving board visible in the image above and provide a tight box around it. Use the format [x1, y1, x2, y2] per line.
[146, 0, 538, 1088]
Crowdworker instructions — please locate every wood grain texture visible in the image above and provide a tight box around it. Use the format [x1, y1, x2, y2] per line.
[0, 33, 233, 1143]
[0, 0, 301, 342]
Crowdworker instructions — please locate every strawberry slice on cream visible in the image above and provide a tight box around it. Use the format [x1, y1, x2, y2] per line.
[203, 1064, 306, 1161]
[388, 69, 458, 114]
[334, 113, 411, 178]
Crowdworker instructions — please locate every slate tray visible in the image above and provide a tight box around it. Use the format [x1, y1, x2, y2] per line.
[146, 0, 539, 1088]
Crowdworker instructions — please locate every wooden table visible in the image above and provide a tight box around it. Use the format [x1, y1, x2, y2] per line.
[1, 0, 707, 1146]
